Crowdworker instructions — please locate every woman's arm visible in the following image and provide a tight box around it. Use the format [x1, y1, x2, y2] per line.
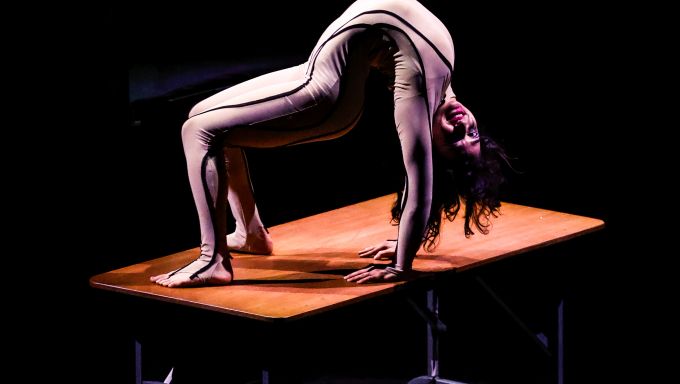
[345, 94, 433, 283]
[392, 94, 433, 271]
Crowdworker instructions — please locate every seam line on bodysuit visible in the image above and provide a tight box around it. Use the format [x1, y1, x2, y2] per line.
[168, 152, 219, 279]
[307, 9, 452, 76]
[282, 105, 365, 146]
[192, 152, 220, 279]
[192, 9, 451, 122]
[242, 24, 431, 148]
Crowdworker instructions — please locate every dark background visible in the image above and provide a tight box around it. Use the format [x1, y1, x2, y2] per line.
[34, 1, 661, 382]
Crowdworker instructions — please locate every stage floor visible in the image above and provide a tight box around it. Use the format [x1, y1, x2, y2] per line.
[90, 195, 603, 321]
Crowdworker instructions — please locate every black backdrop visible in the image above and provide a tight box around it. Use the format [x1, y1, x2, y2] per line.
[39, 1, 656, 382]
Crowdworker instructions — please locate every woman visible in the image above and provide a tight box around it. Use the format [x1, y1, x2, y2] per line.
[151, 0, 506, 287]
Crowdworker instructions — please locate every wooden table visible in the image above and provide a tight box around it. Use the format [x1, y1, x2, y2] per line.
[90, 195, 604, 383]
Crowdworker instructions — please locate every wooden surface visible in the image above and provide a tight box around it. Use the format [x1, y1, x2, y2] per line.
[90, 195, 604, 321]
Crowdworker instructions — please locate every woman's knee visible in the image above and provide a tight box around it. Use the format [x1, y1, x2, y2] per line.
[182, 116, 233, 153]
[181, 118, 208, 148]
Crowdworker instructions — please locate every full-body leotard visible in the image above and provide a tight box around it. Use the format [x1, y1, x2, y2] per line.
[174, 0, 456, 282]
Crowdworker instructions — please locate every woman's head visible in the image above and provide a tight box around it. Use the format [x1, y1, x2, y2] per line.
[393, 98, 509, 251]
[432, 98, 481, 162]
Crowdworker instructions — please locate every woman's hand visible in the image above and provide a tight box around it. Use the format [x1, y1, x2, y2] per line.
[358, 240, 397, 260]
[344, 266, 399, 284]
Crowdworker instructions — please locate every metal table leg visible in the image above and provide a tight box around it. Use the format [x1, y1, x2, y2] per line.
[407, 288, 468, 384]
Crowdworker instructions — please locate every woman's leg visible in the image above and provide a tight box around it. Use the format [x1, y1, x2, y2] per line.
[150, 26, 376, 287]
[192, 65, 303, 254]
[150, 124, 233, 287]
[151, 72, 329, 287]
[224, 147, 273, 254]
[188, 64, 306, 117]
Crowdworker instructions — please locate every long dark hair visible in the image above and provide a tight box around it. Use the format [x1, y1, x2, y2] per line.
[391, 135, 509, 251]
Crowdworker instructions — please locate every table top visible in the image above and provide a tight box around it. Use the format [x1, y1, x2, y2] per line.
[90, 195, 604, 321]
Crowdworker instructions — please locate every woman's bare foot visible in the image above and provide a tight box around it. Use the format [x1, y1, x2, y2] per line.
[227, 227, 273, 255]
[150, 255, 233, 288]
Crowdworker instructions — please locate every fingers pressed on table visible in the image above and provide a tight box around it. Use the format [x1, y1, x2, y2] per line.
[344, 268, 369, 280]
[359, 250, 374, 258]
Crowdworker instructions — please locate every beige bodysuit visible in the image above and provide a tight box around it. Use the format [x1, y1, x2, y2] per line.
[175, 0, 456, 280]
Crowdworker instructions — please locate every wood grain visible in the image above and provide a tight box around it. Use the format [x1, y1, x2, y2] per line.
[90, 195, 604, 321]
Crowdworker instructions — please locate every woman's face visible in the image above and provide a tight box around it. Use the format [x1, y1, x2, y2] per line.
[432, 98, 481, 161]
